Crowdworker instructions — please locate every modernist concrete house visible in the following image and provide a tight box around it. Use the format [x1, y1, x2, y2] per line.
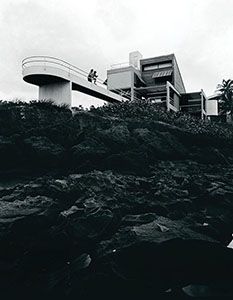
[107, 51, 208, 119]
[22, 52, 208, 119]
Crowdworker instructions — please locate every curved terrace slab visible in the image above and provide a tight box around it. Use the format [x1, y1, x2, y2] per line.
[22, 56, 127, 106]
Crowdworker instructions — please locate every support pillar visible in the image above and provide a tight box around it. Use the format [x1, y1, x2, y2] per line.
[39, 81, 72, 106]
[131, 69, 134, 101]
[166, 82, 170, 111]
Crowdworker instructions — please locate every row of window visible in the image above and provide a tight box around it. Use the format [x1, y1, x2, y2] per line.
[143, 62, 172, 71]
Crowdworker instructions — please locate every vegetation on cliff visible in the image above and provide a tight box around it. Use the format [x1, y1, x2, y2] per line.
[0, 99, 233, 175]
[1, 99, 233, 299]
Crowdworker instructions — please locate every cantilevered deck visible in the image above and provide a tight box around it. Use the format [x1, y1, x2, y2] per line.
[22, 56, 128, 106]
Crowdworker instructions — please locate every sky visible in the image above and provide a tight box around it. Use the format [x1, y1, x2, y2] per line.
[0, 0, 233, 108]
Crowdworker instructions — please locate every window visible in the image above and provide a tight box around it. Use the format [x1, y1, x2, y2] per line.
[143, 62, 172, 71]
[143, 65, 159, 71]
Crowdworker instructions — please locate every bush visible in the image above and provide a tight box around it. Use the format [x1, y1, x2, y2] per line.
[0, 98, 233, 174]
[91, 100, 233, 142]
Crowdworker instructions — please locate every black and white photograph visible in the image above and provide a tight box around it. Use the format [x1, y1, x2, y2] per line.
[1, 0, 233, 299]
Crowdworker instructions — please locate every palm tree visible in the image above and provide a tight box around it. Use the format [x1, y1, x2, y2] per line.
[216, 79, 233, 121]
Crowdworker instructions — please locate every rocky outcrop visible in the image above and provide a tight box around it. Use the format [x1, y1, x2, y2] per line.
[0, 162, 233, 299]
[1, 101, 233, 298]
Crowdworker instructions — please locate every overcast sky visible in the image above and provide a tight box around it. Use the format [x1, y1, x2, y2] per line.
[0, 0, 232, 107]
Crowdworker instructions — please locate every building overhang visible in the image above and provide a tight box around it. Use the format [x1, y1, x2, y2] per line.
[140, 54, 174, 66]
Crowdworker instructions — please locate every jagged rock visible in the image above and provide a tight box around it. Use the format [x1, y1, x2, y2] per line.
[64, 206, 117, 241]
[89, 216, 233, 299]
[60, 205, 83, 218]
[121, 213, 158, 226]
[2, 98, 233, 299]
[0, 164, 233, 298]
[0, 195, 54, 222]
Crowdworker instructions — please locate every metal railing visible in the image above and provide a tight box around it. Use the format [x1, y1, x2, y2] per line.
[22, 56, 109, 88]
[110, 62, 136, 69]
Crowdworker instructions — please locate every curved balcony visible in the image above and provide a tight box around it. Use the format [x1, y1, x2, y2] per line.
[22, 56, 127, 103]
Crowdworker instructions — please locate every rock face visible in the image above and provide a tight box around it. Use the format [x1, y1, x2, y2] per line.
[0, 164, 233, 299]
[1, 101, 233, 298]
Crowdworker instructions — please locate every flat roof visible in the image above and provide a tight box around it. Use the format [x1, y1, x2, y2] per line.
[140, 54, 174, 64]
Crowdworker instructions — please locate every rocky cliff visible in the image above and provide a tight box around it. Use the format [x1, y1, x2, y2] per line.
[1, 100, 233, 299]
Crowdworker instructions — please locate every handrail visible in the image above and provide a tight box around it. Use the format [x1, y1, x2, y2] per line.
[111, 62, 131, 69]
[23, 59, 87, 77]
[22, 55, 88, 76]
[110, 61, 138, 69]
[22, 56, 107, 87]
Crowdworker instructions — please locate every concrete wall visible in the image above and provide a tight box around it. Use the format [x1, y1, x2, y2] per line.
[107, 69, 132, 90]
[39, 81, 72, 106]
[129, 51, 143, 69]
[173, 57, 186, 94]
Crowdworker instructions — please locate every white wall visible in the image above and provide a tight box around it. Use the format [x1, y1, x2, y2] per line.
[107, 70, 132, 90]
[206, 100, 218, 115]
[129, 51, 143, 69]
[39, 81, 72, 106]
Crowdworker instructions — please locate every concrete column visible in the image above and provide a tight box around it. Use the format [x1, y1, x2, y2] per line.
[201, 91, 204, 120]
[131, 70, 134, 101]
[39, 81, 72, 106]
[166, 82, 170, 111]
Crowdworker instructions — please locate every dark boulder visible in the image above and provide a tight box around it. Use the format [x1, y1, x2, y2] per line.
[91, 217, 233, 299]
